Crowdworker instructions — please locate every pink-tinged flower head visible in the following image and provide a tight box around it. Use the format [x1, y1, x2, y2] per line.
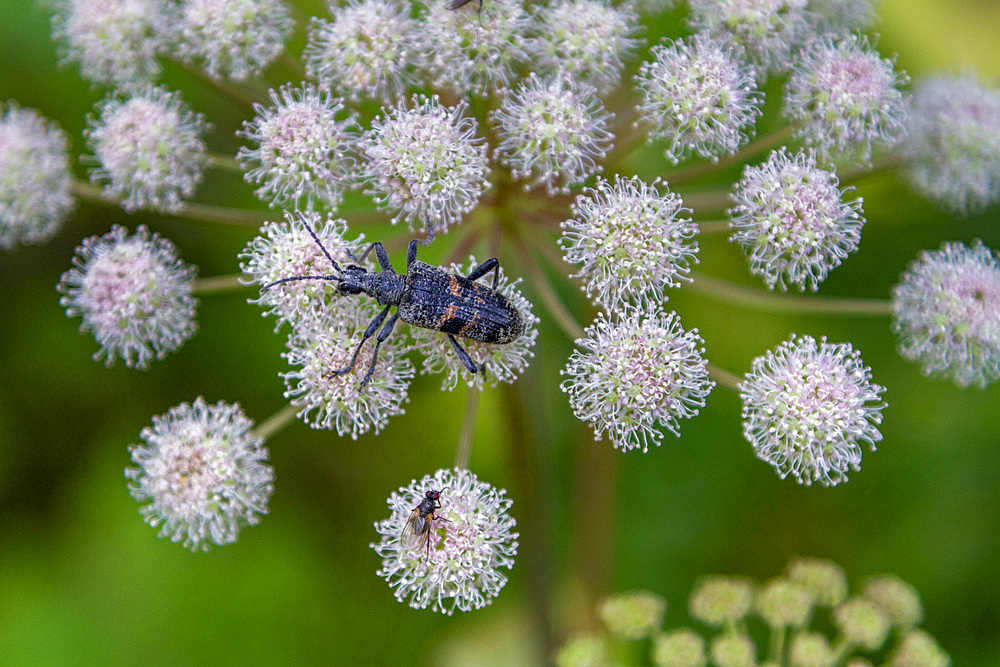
[902, 74, 1000, 215]
[635, 34, 764, 164]
[688, 0, 812, 78]
[371, 468, 518, 614]
[784, 34, 908, 164]
[174, 0, 293, 81]
[51, 0, 171, 88]
[560, 175, 698, 315]
[561, 311, 714, 452]
[410, 256, 538, 391]
[728, 147, 865, 291]
[237, 83, 359, 211]
[890, 630, 950, 667]
[240, 211, 371, 331]
[303, 0, 420, 104]
[527, 0, 641, 95]
[125, 397, 274, 551]
[740, 335, 886, 486]
[420, 0, 531, 98]
[281, 308, 414, 439]
[84, 85, 208, 213]
[804, 0, 878, 34]
[361, 95, 490, 235]
[0, 104, 74, 251]
[57, 225, 197, 369]
[891, 240, 1000, 389]
[492, 73, 614, 195]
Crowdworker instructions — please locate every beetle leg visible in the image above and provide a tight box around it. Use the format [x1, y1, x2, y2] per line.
[331, 305, 390, 378]
[447, 334, 478, 374]
[466, 257, 501, 289]
[406, 239, 419, 270]
[360, 311, 400, 388]
[353, 242, 394, 272]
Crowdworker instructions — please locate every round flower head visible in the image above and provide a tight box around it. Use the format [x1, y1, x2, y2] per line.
[561, 310, 714, 452]
[281, 307, 414, 439]
[57, 225, 197, 369]
[787, 557, 848, 606]
[371, 468, 519, 615]
[756, 577, 813, 627]
[784, 34, 907, 164]
[598, 591, 667, 640]
[804, 0, 878, 34]
[174, 0, 293, 81]
[237, 83, 359, 211]
[240, 211, 370, 330]
[491, 73, 614, 196]
[84, 85, 208, 213]
[689, 576, 755, 626]
[891, 240, 1000, 389]
[739, 335, 886, 486]
[360, 95, 490, 235]
[728, 147, 865, 291]
[635, 35, 764, 164]
[420, 0, 531, 98]
[789, 632, 834, 667]
[833, 597, 891, 652]
[901, 74, 1000, 215]
[709, 632, 757, 667]
[862, 575, 923, 627]
[687, 0, 812, 78]
[409, 256, 538, 391]
[652, 629, 707, 667]
[890, 630, 950, 667]
[527, 0, 641, 95]
[560, 175, 698, 314]
[303, 0, 420, 104]
[125, 397, 274, 551]
[51, 0, 170, 88]
[556, 634, 608, 667]
[0, 104, 74, 251]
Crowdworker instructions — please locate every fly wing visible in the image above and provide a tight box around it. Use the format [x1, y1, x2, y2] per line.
[401, 508, 429, 549]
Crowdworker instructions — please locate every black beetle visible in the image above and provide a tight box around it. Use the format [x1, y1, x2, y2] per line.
[262, 217, 526, 388]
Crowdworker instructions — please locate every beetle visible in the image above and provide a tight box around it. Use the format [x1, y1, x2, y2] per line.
[261, 216, 526, 388]
[402, 488, 448, 559]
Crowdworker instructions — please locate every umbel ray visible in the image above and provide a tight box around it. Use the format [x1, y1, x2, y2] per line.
[262, 216, 527, 388]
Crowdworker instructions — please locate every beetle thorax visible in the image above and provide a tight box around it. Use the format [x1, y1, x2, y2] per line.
[366, 270, 406, 306]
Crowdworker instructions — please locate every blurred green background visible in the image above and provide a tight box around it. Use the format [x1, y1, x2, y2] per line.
[1, 1, 998, 664]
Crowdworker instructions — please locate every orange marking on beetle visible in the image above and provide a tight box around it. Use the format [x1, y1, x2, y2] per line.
[437, 303, 460, 328]
[459, 310, 481, 336]
[448, 275, 462, 297]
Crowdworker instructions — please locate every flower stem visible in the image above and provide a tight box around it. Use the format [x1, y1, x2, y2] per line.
[688, 273, 892, 317]
[666, 124, 798, 186]
[208, 152, 243, 174]
[696, 219, 730, 234]
[512, 234, 586, 340]
[192, 274, 246, 295]
[708, 363, 742, 391]
[454, 385, 480, 470]
[252, 403, 299, 441]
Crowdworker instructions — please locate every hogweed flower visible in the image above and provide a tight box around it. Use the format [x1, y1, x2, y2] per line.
[410, 257, 538, 391]
[561, 175, 697, 314]
[360, 95, 490, 235]
[492, 73, 614, 196]
[57, 225, 197, 369]
[240, 212, 369, 330]
[862, 575, 923, 627]
[804, 0, 878, 34]
[84, 85, 208, 213]
[901, 74, 1000, 215]
[789, 632, 835, 667]
[555, 634, 608, 667]
[834, 597, 891, 652]
[652, 629, 707, 667]
[599, 591, 667, 640]
[237, 83, 359, 211]
[891, 240, 1000, 389]
[709, 632, 757, 667]
[420, 0, 531, 98]
[561, 310, 714, 452]
[635, 35, 764, 165]
[784, 34, 908, 164]
[756, 577, 813, 628]
[890, 630, 951, 667]
[0, 104, 74, 251]
[729, 148, 865, 291]
[687, 0, 812, 78]
[51, 0, 170, 88]
[174, 0, 293, 81]
[739, 335, 885, 486]
[689, 576, 754, 626]
[125, 397, 274, 551]
[371, 468, 518, 615]
[303, 0, 420, 104]
[527, 0, 641, 95]
[787, 557, 848, 607]
[281, 309, 414, 439]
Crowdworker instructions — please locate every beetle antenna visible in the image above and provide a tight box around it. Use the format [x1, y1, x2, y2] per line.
[260, 274, 342, 293]
[296, 212, 343, 274]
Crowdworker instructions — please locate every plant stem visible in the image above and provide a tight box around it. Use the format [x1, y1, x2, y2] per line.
[697, 219, 730, 234]
[208, 152, 243, 174]
[666, 124, 798, 186]
[192, 274, 246, 295]
[253, 403, 299, 441]
[454, 385, 480, 470]
[512, 234, 586, 340]
[708, 363, 742, 391]
[688, 273, 892, 317]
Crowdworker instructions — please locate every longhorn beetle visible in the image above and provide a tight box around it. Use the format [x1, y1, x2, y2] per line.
[261, 216, 526, 388]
